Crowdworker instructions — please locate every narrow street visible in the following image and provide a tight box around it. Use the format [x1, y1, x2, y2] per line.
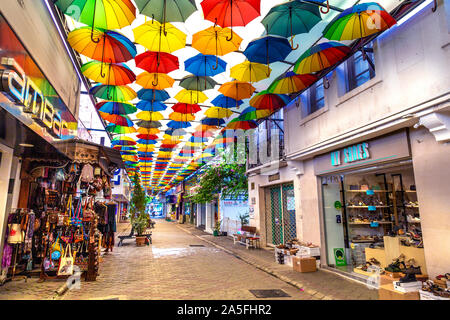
[0, 220, 377, 300]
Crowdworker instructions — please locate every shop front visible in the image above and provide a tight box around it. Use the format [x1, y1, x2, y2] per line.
[315, 130, 427, 280]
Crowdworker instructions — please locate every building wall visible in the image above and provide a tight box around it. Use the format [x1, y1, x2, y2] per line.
[1, 1, 81, 118]
[284, 2, 450, 160]
[410, 127, 450, 278]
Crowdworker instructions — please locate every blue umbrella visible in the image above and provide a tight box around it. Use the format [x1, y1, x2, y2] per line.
[165, 128, 187, 136]
[137, 89, 170, 101]
[138, 152, 154, 156]
[189, 136, 209, 143]
[211, 94, 243, 108]
[201, 118, 225, 126]
[137, 139, 158, 144]
[159, 148, 175, 152]
[136, 100, 168, 111]
[243, 35, 292, 75]
[166, 120, 192, 129]
[185, 53, 226, 77]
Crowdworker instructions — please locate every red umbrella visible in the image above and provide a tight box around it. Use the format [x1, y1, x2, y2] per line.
[192, 130, 214, 138]
[201, 0, 261, 41]
[137, 134, 159, 140]
[135, 51, 179, 73]
[172, 103, 201, 114]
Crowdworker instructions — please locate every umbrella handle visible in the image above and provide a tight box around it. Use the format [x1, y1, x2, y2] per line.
[226, 0, 233, 41]
[152, 74, 159, 87]
[212, 55, 219, 71]
[90, 0, 99, 43]
[100, 62, 106, 78]
[290, 37, 299, 50]
[320, 0, 330, 14]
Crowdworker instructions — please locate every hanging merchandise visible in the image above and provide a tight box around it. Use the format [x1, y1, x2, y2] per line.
[57, 245, 74, 276]
[81, 164, 95, 183]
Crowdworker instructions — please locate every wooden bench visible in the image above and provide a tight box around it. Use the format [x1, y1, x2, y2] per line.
[233, 226, 260, 249]
[117, 226, 152, 247]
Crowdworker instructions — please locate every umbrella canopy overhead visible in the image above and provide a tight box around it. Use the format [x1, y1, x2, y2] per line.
[293, 42, 351, 74]
[137, 89, 170, 101]
[174, 89, 208, 104]
[133, 20, 186, 53]
[135, 0, 197, 23]
[192, 26, 242, 56]
[136, 72, 175, 89]
[230, 61, 271, 83]
[323, 2, 396, 41]
[96, 101, 137, 114]
[179, 75, 218, 91]
[219, 81, 255, 101]
[81, 61, 136, 85]
[136, 100, 168, 111]
[268, 71, 317, 94]
[90, 84, 137, 101]
[135, 51, 179, 73]
[185, 53, 227, 77]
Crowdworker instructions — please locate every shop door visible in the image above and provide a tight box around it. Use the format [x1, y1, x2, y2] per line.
[265, 183, 297, 245]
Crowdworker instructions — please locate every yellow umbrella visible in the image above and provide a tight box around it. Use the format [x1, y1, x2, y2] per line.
[163, 134, 183, 140]
[230, 61, 271, 83]
[169, 112, 195, 122]
[137, 72, 174, 89]
[133, 21, 186, 53]
[192, 26, 242, 56]
[138, 147, 156, 152]
[218, 81, 255, 101]
[174, 89, 208, 104]
[136, 111, 164, 121]
[204, 107, 232, 118]
[185, 141, 204, 147]
[137, 127, 160, 134]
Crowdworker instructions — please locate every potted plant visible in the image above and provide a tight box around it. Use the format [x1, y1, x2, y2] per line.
[130, 175, 149, 246]
[238, 213, 250, 227]
[213, 220, 222, 236]
[132, 214, 148, 246]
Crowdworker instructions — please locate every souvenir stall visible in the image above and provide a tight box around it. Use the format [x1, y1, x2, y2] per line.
[1, 139, 123, 283]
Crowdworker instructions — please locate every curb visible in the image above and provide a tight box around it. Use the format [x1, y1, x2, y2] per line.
[176, 225, 312, 296]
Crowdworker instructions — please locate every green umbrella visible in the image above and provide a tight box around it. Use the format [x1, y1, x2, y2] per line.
[179, 75, 218, 91]
[261, 1, 322, 50]
[135, 0, 197, 34]
[238, 107, 273, 121]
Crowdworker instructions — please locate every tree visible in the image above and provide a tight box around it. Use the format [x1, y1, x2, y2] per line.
[129, 175, 149, 235]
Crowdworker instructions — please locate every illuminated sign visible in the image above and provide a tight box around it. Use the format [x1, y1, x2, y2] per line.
[0, 58, 68, 139]
[331, 142, 370, 167]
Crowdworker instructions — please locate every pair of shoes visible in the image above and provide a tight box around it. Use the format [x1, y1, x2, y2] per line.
[385, 254, 406, 272]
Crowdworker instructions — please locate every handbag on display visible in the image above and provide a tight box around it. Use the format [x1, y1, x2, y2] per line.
[83, 197, 94, 222]
[51, 235, 63, 261]
[80, 164, 94, 183]
[57, 244, 74, 276]
[94, 166, 102, 176]
[71, 197, 83, 227]
[7, 223, 24, 244]
[47, 210, 58, 225]
[55, 168, 66, 181]
[57, 213, 65, 227]
[64, 195, 73, 226]
[74, 226, 84, 243]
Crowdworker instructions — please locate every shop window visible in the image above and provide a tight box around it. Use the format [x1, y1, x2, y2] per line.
[345, 44, 375, 92]
[300, 79, 325, 117]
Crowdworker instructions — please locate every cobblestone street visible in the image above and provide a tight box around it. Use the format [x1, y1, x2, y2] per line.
[0, 219, 377, 300]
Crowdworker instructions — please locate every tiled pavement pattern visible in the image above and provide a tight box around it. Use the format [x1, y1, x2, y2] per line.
[0, 220, 315, 300]
[177, 223, 378, 300]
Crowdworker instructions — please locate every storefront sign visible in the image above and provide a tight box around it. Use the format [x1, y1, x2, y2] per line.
[314, 130, 411, 175]
[0, 58, 68, 139]
[330, 142, 370, 167]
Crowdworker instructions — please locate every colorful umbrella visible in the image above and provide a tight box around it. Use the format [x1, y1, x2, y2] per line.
[201, 0, 261, 40]
[172, 103, 201, 114]
[249, 91, 289, 110]
[293, 41, 350, 74]
[169, 112, 196, 122]
[179, 75, 218, 91]
[90, 84, 137, 101]
[192, 130, 214, 138]
[218, 81, 255, 101]
[201, 118, 225, 126]
[211, 95, 243, 109]
[165, 128, 187, 136]
[238, 107, 272, 120]
[136, 111, 165, 121]
[268, 71, 317, 94]
[174, 89, 208, 104]
[204, 107, 232, 118]
[137, 134, 159, 140]
[226, 118, 257, 130]
[135, 0, 197, 25]
[230, 61, 270, 83]
[81, 61, 136, 85]
[167, 121, 192, 129]
[137, 139, 158, 145]
[135, 51, 179, 74]
[55, 0, 136, 39]
[106, 124, 137, 134]
[323, 2, 396, 41]
[262, 1, 322, 50]
[96, 101, 137, 114]
[136, 72, 175, 89]
[137, 89, 170, 101]
[137, 120, 162, 128]
[243, 35, 292, 75]
[137, 127, 161, 134]
[133, 20, 186, 53]
[192, 26, 242, 69]
[184, 53, 226, 77]
[136, 100, 168, 111]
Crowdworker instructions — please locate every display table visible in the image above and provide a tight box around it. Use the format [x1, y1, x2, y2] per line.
[379, 283, 420, 300]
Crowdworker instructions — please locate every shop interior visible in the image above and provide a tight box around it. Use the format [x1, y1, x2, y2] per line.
[322, 160, 425, 281]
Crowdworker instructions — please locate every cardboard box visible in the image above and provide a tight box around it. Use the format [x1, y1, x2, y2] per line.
[393, 281, 422, 293]
[419, 289, 450, 300]
[293, 257, 316, 273]
[379, 283, 420, 300]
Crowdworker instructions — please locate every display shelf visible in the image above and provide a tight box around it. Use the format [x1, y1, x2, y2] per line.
[345, 190, 388, 193]
[351, 239, 376, 243]
[347, 205, 390, 208]
[349, 222, 393, 225]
